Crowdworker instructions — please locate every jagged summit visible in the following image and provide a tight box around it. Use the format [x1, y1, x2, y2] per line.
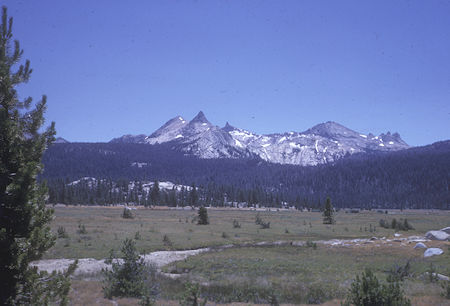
[110, 111, 410, 165]
[190, 111, 210, 124]
[304, 121, 358, 138]
[222, 122, 236, 132]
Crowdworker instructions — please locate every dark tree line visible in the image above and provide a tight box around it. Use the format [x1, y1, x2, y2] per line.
[41, 140, 450, 209]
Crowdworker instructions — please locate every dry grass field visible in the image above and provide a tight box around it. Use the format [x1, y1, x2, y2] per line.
[43, 206, 450, 305]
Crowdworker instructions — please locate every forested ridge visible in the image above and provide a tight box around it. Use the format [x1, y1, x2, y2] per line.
[41, 140, 450, 209]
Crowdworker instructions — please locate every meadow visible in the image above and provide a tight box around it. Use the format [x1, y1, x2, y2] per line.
[45, 206, 450, 305]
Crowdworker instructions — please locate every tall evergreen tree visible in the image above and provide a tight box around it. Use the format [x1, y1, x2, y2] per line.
[197, 206, 209, 225]
[322, 197, 335, 224]
[150, 180, 160, 205]
[0, 7, 76, 305]
[189, 183, 198, 207]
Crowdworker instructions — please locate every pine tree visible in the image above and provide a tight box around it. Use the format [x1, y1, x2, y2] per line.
[150, 180, 160, 205]
[102, 238, 153, 300]
[343, 268, 411, 306]
[322, 197, 335, 224]
[0, 6, 76, 305]
[189, 183, 198, 207]
[197, 206, 209, 225]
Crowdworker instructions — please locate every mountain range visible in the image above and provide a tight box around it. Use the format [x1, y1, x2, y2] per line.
[110, 111, 409, 166]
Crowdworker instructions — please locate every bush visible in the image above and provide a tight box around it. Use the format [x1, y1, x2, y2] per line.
[306, 240, 317, 249]
[197, 207, 209, 225]
[306, 284, 327, 304]
[255, 214, 270, 229]
[122, 207, 134, 219]
[135, 231, 141, 240]
[442, 281, 450, 299]
[343, 268, 411, 306]
[179, 282, 207, 306]
[77, 222, 87, 234]
[255, 214, 263, 225]
[163, 234, 173, 247]
[379, 218, 414, 231]
[260, 221, 271, 229]
[391, 218, 397, 229]
[426, 263, 439, 283]
[232, 219, 241, 228]
[57, 226, 68, 238]
[102, 238, 155, 303]
[268, 290, 279, 306]
[379, 219, 389, 229]
[387, 261, 410, 282]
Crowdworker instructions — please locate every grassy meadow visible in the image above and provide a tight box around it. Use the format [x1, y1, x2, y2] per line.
[45, 206, 450, 305]
[46, 206, 448, 259]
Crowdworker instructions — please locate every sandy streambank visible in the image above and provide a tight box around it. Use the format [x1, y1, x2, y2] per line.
[32, 248, 210, 275]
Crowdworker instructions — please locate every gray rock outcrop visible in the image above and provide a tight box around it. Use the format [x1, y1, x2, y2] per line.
[425, 230, 450, 241]
[424, 248, 444, 258]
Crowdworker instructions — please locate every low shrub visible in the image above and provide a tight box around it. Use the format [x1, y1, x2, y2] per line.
[260, 221, 270, 229]
[343, 268, 411, 306]
[379, 218, 414, 231]
[163, 234, 173, 247]
[135, 231, 141, 240]
[77, 223, 87, 234]
[102, 238, 156, 304]
[122, 207, 134, 219]
[57, 226, 68, 238]
[442, 281, 450, 299]
[179, 282, 207, 306]
[306, 284, 327, 304]
[387, 261, 410, 282]
[306, 240, 317, 249]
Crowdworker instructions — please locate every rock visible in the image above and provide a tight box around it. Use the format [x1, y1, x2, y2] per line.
[407, 236, 427, 242]
[414, 242, 427, 249]
[424, 248, 444, 258]
[425, 230, 450, 241]
[272, 240, 289, 246]
[370, 237, 378, 241]
[394, 233, 402, 237]
[291, 241, 305, 247]
[436, 273, 450, 281]
[441, 227, 450, 234]
[425, 272, 450, 281]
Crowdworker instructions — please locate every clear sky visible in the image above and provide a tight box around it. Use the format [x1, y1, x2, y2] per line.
[4, 0, 450, 146]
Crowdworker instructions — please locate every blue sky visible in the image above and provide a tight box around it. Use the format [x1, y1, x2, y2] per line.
[4, 0, 450, 146]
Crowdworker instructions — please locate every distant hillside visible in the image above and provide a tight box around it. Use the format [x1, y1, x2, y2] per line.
[41, 140, 450, 209]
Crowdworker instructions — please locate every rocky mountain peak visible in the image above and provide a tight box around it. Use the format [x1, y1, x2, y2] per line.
[222, 122, 236, 132]
[304, 121, 357, 138]
[190, 111, 210, 124]
[109, 112, 410, 165]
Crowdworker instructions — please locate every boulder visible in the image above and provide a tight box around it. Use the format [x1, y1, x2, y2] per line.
[394, 233, 402, 237]
[441, 227, 450, 234]
[424, 272, 450, 281]
[436, 273, 450, 281]
[425, 230, 450, 241]
[414, 242, 427, 249]
[424, 248, 444, 258]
